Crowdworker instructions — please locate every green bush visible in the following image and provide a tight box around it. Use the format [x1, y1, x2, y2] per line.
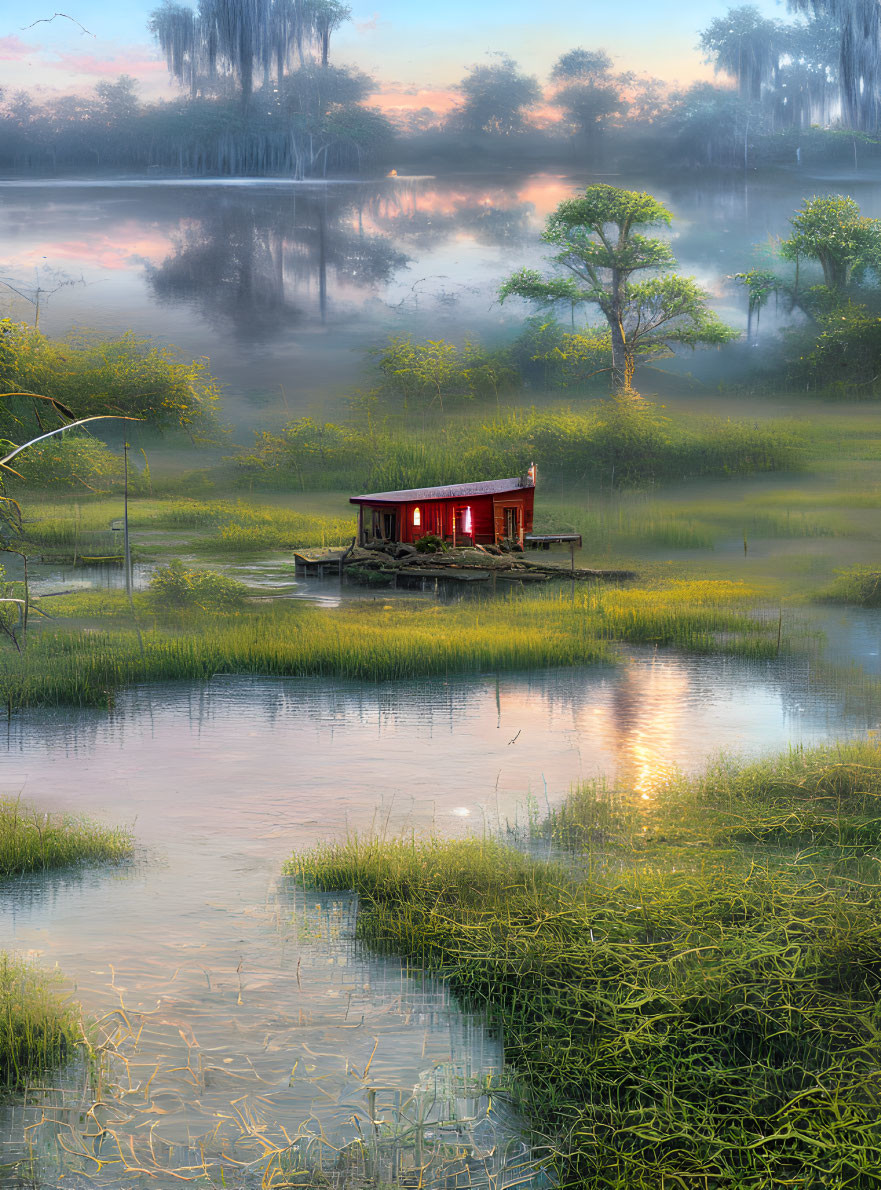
[824, 565, 881, 606]
[790, 305, 881, 396]
[148, 559, 248, 609]
[0, 319, 221, 438]
[5, 434, 135, 493]
[414, 533, 446, 553]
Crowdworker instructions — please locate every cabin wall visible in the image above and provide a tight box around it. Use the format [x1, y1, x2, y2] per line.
[355, 487, 534, 546]
[492, 489, 534, 545]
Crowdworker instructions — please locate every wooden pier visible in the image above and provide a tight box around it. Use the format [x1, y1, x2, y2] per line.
[292, 548, 348, 580]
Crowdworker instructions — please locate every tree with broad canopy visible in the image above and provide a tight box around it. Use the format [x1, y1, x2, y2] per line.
[500, 185, 736, 393]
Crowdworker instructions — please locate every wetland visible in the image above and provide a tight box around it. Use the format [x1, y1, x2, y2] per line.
[6, 129, 881, 1190]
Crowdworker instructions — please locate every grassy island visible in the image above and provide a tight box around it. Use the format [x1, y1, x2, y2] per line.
[292, 741, 881, 1188]
[0, 580, 780, 709]
[0, 955, 78, 1095]
[0, 797, 132, 879]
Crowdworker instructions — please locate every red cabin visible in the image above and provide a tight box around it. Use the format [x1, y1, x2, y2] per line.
[350, 471, 536, 549]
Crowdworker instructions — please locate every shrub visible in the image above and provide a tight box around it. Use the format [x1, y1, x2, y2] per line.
[0, 319, 221, 438]
[5, 434, 134, 493]
[148, 559, 248, 609]
[824, 565, 881, 606]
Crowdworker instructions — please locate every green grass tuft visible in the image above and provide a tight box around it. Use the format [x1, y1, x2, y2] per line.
[0, 954, 78, 1094]
[294, 741, 881, 1189]
[0, 798, 132, 879]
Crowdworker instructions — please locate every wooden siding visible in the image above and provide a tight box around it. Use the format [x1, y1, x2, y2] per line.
[359, 488, 534, 546]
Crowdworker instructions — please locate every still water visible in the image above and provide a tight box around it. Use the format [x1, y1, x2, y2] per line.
[0, 648, 879, 1186]
[0, 168, 870, 427]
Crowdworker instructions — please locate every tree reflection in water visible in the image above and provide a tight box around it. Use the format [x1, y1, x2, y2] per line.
[148, 186, 411, 339]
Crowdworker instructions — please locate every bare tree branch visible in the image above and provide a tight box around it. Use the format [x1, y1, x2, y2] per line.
[21, 12, 94, 36]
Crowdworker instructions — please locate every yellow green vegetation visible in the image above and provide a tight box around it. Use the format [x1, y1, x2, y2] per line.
[236, 401, 802, 491]
[293, 740, 881, 1189]
[148, 558, 248, 608]
[0, 321, 220, 437]
[0, 954, 78, 1093]
[2, 581, 777, 708]
[0, 797, 132, 879]
[13, 496, 356, 559]
[823, 565, 881, 607]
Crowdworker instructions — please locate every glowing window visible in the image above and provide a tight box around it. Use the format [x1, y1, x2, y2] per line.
[413, 506, 421, 527]
[463, 506, 473, 534]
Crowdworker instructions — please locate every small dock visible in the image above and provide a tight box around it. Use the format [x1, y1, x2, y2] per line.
[524, 533, 583, 550]
[524, 532, 583, 572]
[293, 549, 348, 579]
[293, 542, 635, 590]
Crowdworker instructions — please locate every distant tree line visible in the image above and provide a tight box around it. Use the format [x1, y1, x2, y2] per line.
[0, 71, 393, 177]
[5, 1, 881, 178]
[0, 0, 391, 179]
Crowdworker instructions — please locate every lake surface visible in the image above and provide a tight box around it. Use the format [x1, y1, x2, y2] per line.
[1, 644, 879, 1186]
[3, 163, 881, 1185]
[1, 167, 871, 430]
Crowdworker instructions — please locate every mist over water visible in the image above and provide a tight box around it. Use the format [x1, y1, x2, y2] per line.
[5, 167, 879, 429]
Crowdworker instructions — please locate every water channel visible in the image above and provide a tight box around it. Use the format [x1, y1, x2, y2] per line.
[1, 637, 880, 1187]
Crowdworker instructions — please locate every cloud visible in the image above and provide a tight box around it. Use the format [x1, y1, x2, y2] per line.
[0, 35, 36, 61]
[373, 85, 460, 115]
[51, 46, 165, 78]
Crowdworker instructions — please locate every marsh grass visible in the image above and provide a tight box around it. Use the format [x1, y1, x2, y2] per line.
[823, 565, 881, 607]
[0, 955, 78, 1094]
[295, 741, 881, 1189]
[0, 797, 132, 878]
[237, 406, 805, 491]
[13, 498, 356, 559]
[538, 494, 850, 557]
[3, 582, 778, 708]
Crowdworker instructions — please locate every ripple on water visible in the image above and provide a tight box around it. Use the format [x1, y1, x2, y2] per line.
[0, 655, 877, 1185]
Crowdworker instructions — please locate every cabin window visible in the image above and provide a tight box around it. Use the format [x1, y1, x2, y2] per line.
[413, 506, 421, 528]
[504, 507, 518, 538]
[463, 506, 473, 535]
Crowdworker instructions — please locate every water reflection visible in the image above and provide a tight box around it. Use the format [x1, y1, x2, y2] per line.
[148, 189, 409, 338]
[9, 169, 881, 415]
[592, 661, 690, 799]
[0, 654, 877, 1185]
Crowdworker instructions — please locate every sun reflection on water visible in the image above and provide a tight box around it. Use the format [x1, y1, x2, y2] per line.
[590, 659, 691, 802]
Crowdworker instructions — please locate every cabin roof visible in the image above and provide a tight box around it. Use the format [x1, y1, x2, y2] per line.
[350, 477, 531, 505]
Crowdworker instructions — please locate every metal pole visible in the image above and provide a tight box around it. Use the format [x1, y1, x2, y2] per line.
[123, 441, 132, 600]
[123, 441, 145, 660]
